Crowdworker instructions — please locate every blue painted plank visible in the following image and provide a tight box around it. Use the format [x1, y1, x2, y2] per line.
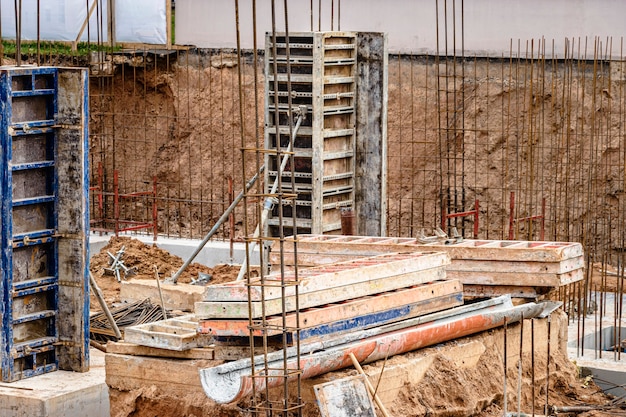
[294, 293, 463, 343]
[12, 310, 56, 325]
[12, 195, 55, 206]
[13, 276, 57, 291]
[13, 283, 57, 298]
[11, 89, 56, 97]
[12, 161, 55, 171]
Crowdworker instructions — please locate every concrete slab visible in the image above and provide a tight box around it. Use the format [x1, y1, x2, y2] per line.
[567, 292, 626, 397]
[0, 348, 109, 417]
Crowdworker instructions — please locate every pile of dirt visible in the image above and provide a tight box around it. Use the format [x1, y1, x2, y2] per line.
[90, 236, 241, 307]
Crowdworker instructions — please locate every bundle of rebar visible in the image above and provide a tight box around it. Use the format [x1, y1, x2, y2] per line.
[89, 298, 168, 343]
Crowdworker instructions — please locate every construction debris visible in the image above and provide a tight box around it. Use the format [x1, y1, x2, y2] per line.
[124, 314, 211, 351]
[89, 298, 169, 343]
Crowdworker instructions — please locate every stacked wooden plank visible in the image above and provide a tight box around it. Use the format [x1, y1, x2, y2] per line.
[196, 251, 462, 345]
[270, 235, 585, 299]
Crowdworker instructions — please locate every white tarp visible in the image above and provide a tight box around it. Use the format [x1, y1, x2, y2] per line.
[0, 0, 166, 44]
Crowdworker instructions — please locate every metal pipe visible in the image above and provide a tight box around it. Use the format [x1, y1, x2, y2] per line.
[166, 167, 264, 284]
[200, 298, 544, 404]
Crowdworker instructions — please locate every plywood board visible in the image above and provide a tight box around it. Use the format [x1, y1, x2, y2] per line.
[195, 266, 447, 319]
[315, 374, 376, 417]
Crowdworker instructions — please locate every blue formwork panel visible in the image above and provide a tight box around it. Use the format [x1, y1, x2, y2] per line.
[0, 66, 89, 382]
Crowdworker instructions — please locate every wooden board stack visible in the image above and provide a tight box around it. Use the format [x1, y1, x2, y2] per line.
[270, 235, 585, 299]
[196, 251, 463, 345]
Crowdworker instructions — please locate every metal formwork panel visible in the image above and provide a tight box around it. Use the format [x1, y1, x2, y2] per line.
[264, 32, 357, 236]
[0, 66, 89, 382]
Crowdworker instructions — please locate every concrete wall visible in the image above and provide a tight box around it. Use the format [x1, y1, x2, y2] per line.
[176, 0, 626, 58]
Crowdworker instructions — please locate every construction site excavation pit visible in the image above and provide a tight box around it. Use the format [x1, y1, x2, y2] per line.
[4, 1, 626, 415]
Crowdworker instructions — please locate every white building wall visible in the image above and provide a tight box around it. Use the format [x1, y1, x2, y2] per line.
[0, 0, 166, 44]
[176, 0, 626, 58]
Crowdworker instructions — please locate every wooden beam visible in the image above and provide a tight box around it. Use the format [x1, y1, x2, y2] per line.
[166, 0, 172, 49]
[106, 341, 214, 360]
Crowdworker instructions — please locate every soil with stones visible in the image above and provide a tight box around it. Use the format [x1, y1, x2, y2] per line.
[89, 236, 242, 309]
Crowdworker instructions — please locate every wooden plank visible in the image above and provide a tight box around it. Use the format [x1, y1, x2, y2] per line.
[203, 251, 450, 302]
[123, 314, 212, 351]
[195, 266, 447, 318]
[446, 268, 584, 287]
[463, 284, 545, 299]
[199, 280, 462, 336]
[213, 344, 281, 361]
[105, 353, 214, 398]
[106, 341, 215, 360]
[271, 235, 583, 263]
[445, 255, 583, 275]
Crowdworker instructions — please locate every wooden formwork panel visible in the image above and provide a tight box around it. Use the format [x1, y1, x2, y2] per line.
[272, 235, 583, 263]
[195, 265, 447, 319]
[199, 279, 462, 337]
[265, 32, 357, 236]
[269, 235, 585, 289]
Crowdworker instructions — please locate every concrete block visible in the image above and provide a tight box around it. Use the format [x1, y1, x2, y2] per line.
[0, 349, 109, 417]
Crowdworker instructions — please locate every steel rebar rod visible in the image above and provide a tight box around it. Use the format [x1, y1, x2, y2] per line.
[235, 108, 306, 281]
[166, 166, 264, 284]
[89, 270, 122, 339]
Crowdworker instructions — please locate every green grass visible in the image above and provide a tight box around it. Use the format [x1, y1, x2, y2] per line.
[2, 40, 121, 57]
